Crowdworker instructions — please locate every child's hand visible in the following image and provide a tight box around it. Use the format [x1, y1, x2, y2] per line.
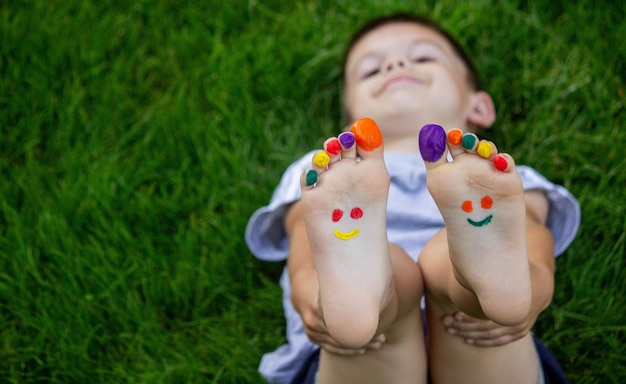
[442, 311, 532, 347]
[298, 293, 386, 355]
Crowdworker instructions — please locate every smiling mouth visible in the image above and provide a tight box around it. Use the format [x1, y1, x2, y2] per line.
[375, 74, 428, 96]
[467, 215, 493, 227]
[334, 228, 361, 240]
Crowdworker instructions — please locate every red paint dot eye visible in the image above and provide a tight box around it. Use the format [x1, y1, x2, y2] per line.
[350, 207, 363, 219]
[462, 200, 473, 213]
[481, 196, 493, 209]
[332, 209, 343, 222]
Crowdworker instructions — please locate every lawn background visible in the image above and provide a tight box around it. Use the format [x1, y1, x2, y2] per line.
[1, 0, 625, 383]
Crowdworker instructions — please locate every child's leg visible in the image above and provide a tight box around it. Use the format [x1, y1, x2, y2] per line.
[421, 229, 541, 384]
[300, 119, 426, 383]
[318, 249, 426, 384]
[418, 125, 531, 323]
[418, 124, 549, 383]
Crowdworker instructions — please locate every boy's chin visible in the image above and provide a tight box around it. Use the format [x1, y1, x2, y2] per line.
[379, 106, 443, 124]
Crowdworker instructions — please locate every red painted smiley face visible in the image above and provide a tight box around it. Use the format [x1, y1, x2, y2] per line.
[462, 196, 493, 227]
[332, 207, 363, 240]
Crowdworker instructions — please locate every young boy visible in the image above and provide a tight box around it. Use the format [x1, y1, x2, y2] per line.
[246, 13, 580, 384]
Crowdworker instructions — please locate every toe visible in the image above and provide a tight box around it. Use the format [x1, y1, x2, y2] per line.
[493, 153, 515, 172]
[461, 133, 479, 152]
[419, 123, 449, 167]
[312, 150, 331, 170]
[476, 140, 497, 159]
[323, 137, 342, 165]
[446, 128, 466, 157]
[338, 132, 357, 160]
[350, 118, 384, 159]
[301, 169, 318, 188]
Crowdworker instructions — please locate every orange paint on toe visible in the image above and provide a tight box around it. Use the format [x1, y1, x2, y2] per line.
[350, 118, 383, 151]
[447, 129, 463, 146]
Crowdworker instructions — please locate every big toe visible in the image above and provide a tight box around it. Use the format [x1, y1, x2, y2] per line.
[418, 123, 448, 168]
[350, 118, 384, 160]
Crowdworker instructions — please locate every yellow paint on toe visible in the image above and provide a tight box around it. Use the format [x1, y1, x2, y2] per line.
[477, 141, 493, 158]
[333, 228, 361, 240]
[313, 151, 330, 168]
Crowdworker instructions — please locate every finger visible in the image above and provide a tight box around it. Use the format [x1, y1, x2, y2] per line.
[303, 324, 336, 343]
[305, 329, 339, 346]
[364, 340, 384, 350]
[372, 333, 387, 343]
[443, 315, 498, 332]
[319, 343, 366, 356]
[447, 327, 506, 339]
[448, 320, 500, 332]
[442, 312, 480, 327]
[449, 317, 531, 335]
[452, 311, 484, 323]
[465, 332, 525, 347]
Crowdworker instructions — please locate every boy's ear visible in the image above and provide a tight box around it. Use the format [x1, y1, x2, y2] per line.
[467, 91, 496, 129]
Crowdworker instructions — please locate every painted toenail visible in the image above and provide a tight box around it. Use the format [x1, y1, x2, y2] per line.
[462, 134, 478, 151]
[325, 139, 341, 155]
[351, 118, 383, 151]
[338, 132, 355, 149]
[305, 170, 317, 186]
[447, 129, 463, 146]
[477, 141, 493, 158]
[494, 154, 508, 171]
[313, 151, 330, 168]
[419, 124, 446, 162]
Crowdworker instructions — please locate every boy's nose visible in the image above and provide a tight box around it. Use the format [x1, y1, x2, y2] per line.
[384, 57, 409, 72]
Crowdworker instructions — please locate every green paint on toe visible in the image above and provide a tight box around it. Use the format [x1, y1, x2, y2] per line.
[462, 134, 477, 150]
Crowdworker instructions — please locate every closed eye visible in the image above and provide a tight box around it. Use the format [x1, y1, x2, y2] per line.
[363, 68, 380, 79]
[413, 56, 436, 63]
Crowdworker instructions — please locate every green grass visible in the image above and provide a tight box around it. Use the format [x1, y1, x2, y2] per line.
[1, 0, 624, 382]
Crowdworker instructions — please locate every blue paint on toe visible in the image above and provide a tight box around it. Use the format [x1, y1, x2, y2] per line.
[419, 124, 446, 162]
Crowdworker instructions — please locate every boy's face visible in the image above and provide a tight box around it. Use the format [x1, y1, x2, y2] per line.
[344, 22, 478, 132]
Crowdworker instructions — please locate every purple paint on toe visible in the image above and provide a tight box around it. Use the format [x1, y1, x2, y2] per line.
[339, 132, 355, 149]
[419, 124, 446, 162]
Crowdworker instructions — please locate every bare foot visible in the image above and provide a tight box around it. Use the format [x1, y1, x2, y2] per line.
[300, 118, 392, 348]
[418, 124, 532, 325]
